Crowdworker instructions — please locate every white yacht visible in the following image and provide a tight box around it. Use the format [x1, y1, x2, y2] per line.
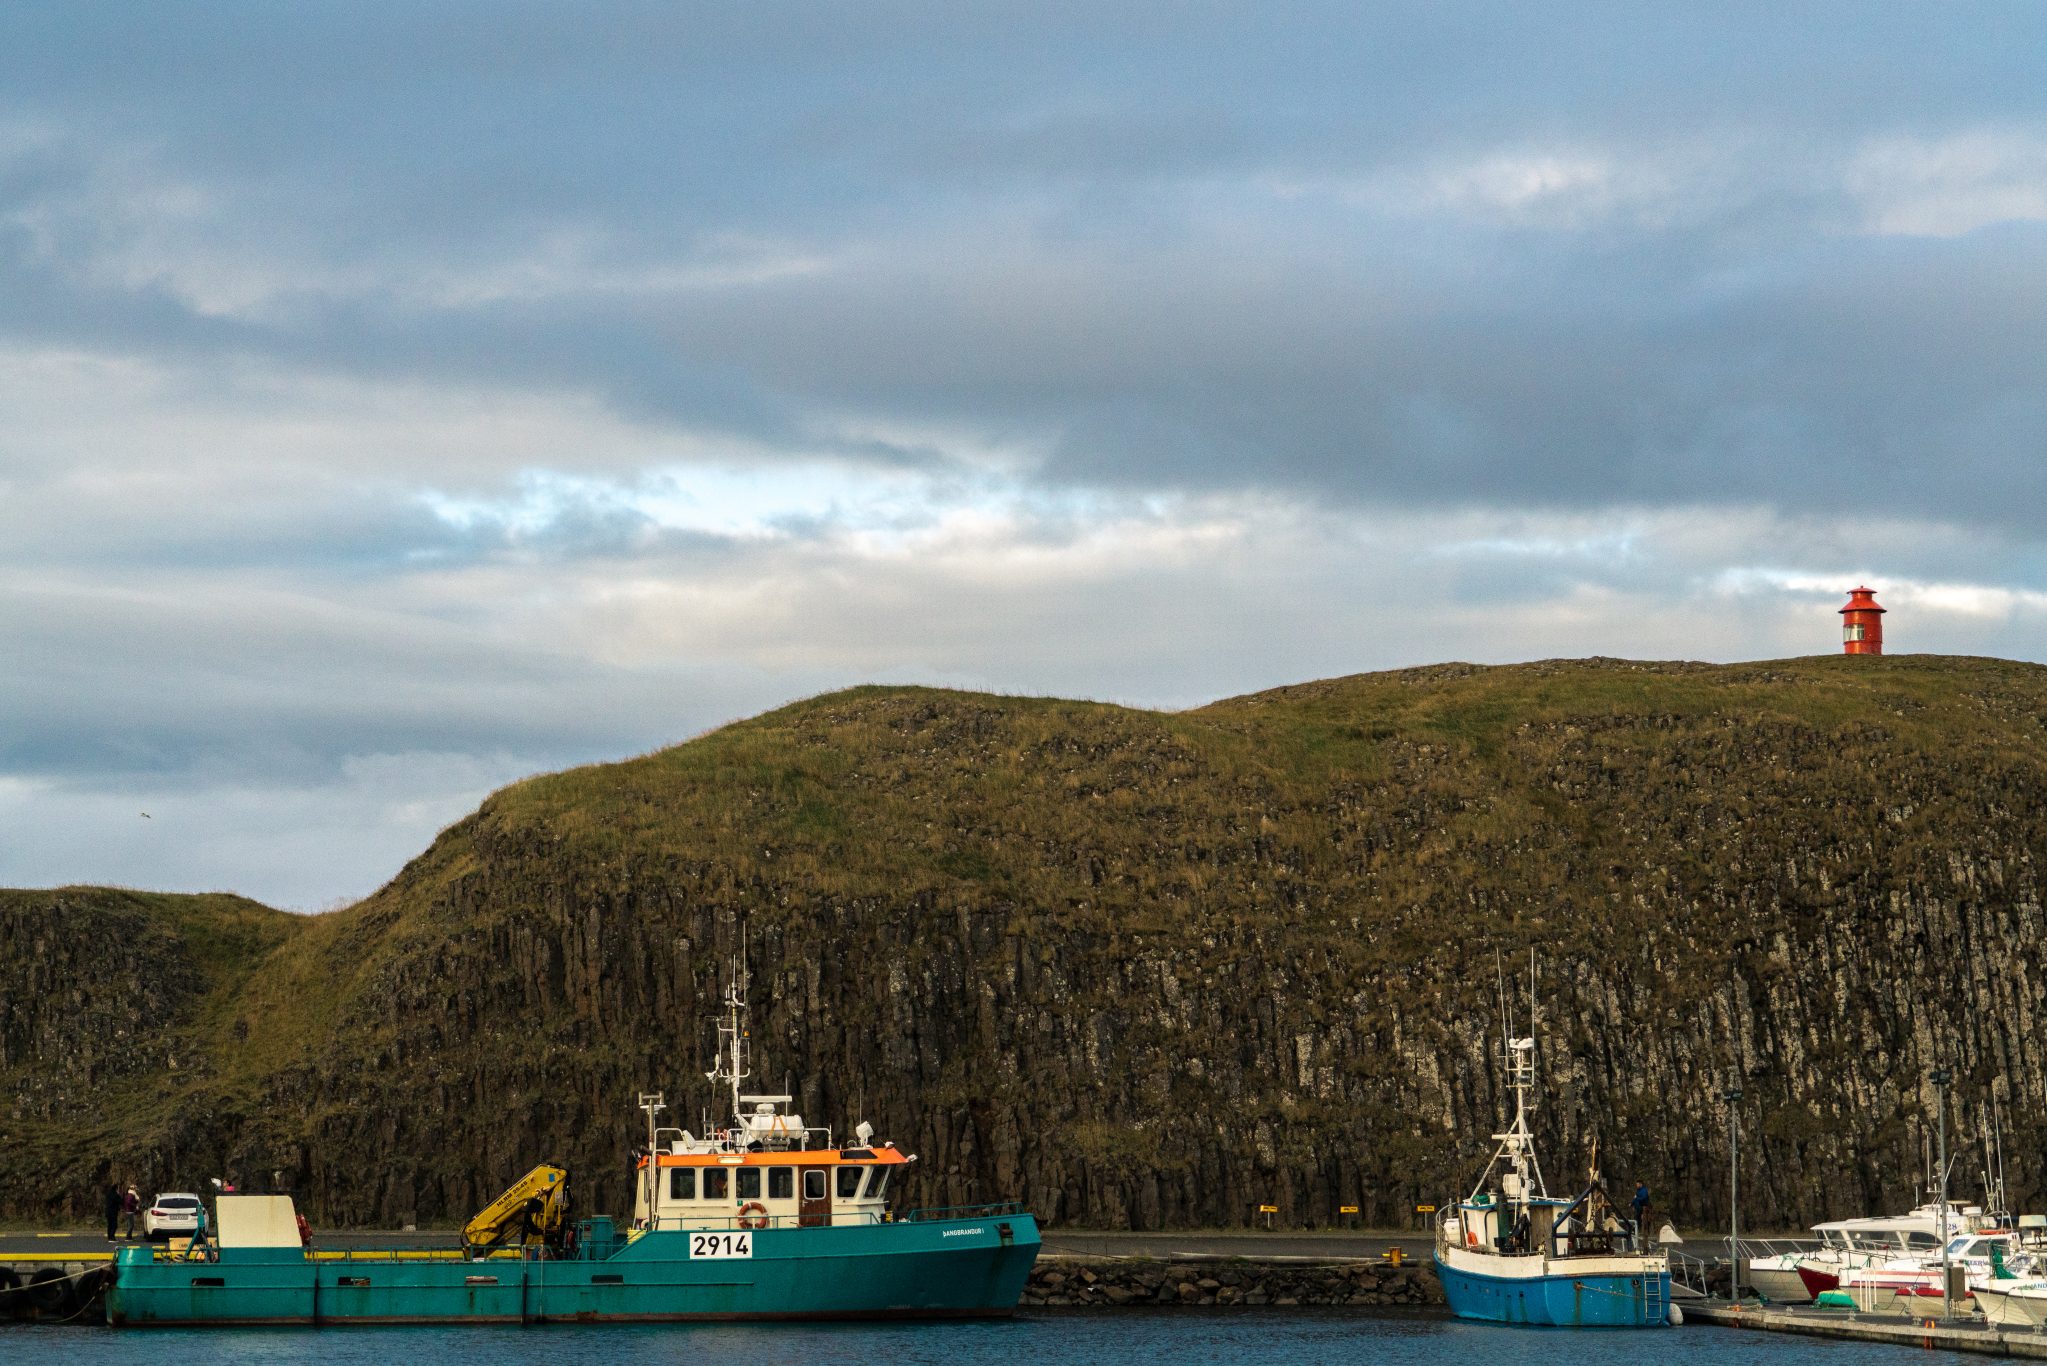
[1796, 1203, 1979, 1300]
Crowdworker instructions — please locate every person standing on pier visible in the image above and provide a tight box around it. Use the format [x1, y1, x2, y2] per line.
[122, 1186, 140, 1239]
[104, 1181, 121, 1242]
[1632, 1183, 1650, 1248]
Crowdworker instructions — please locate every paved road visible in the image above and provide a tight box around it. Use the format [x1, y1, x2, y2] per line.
[0, 1235, 129, 1260]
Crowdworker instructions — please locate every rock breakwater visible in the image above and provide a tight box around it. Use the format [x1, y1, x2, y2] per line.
[1022, 1258, 1445, 1307]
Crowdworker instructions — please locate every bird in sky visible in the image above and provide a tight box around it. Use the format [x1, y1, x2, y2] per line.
[141, 812, 151, 818]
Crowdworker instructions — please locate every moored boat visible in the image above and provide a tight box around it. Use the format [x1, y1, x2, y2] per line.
[1794, 1203, 1975, 1300]
[105, 957, 1039, 1326]
[1433, 967, 1673, 1329]
[1745, 1245, 1817, 1304]
[1836, 1228, 2027, 1314]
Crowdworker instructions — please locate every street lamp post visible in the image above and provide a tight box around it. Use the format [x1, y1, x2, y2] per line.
[1725, 1087, 1743, 1301]
[1933, 1068, 1954, 1321]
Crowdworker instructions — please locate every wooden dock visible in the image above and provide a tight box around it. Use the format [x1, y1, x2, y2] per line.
[1689, 1301, 2047, 1357]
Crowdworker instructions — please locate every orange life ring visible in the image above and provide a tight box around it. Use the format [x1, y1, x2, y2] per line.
[737, 1202, 769, 1230]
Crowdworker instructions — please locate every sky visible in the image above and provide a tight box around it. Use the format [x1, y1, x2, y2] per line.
[7, 2, 2047, 907]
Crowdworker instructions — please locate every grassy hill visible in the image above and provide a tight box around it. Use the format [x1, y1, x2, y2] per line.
[6, 654, 2046, 1230]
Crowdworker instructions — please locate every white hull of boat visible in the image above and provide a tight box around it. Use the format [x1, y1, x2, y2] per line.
[1747, 1265, 1814, 1304]
[2004, 1286, 2047, 1328]
[1975, 1284, 2037, 1329]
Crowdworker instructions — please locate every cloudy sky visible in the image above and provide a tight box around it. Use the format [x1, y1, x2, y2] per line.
[6, 2, 2047, 906]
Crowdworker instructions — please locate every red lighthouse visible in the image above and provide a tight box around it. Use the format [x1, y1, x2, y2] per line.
[1840, 586, 1885, 655]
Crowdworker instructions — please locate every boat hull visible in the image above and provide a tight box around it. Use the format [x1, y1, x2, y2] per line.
[1974, 1283, 2040, 1329]
[2007, 1287, 2047, 1329]
[106, 1213, 1038, 1327]
[1795, 1260, 1841, 1299]
[1747, 1264, 1814, 1304]
[1436, 1249, 1672, 1327]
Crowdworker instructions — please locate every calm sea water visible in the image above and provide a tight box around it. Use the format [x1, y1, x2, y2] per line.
[0, 1307, 1941, 1364]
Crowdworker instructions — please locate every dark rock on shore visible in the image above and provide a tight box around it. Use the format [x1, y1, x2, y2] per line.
[1021, 1258, 1445, 1307]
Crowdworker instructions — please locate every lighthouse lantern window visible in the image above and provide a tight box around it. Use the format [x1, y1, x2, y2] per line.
[1844, 624, 1864, 642]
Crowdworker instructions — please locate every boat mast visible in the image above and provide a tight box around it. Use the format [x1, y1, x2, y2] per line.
[1994, 1096, 2009, 1222]
[1473, 950, 1547, 1211]
[705, 942, 752, 1132]
[637, 1090, 665, 1226]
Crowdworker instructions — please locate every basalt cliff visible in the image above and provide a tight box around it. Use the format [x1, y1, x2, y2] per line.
[5, 655, 2044, 1232]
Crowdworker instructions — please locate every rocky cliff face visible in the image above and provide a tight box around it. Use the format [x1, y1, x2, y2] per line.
[5, 656, 2045, 1231]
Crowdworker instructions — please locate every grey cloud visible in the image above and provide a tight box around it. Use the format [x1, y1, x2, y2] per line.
[5, 5, 2047, 537]
[0, 579, 834, 784]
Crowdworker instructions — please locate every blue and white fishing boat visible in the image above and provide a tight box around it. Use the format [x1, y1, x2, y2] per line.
[1434, 980, 1675, 1329]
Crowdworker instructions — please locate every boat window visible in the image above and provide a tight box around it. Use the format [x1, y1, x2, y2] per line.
[703, 1169, 729, 1201]
[804, 1170, 827, 1201]
[769, 1167, 794, 1199]
[1905, 1233, 1937, 1250]
[737, 1168, 761, 1200]
[863, 1166, 890, 1199]
[669, 1168, 695, 1201]
[837, 1166, 866, 1198]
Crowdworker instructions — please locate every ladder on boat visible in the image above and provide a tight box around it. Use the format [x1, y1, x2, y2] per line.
[1643, 1261, 1670, 1325]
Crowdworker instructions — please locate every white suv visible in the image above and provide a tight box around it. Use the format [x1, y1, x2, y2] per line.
[142, 1193, 202, 1241]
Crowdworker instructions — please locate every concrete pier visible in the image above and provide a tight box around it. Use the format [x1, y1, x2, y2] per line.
[1689, 1301, 2047, 1357]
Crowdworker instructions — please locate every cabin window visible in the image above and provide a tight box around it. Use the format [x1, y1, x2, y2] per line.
[703, 1169, 729, 1201]
[863, 1166, 890, 1199]
[1906, 1233, 1937, 1250]
[837, 1166, 866, 1198]
[737, 1168, 761, 1200]
[804, 1170, 827, 1200]
[669, 1168, 695, 1201]
[769, 1167, 794, 1199]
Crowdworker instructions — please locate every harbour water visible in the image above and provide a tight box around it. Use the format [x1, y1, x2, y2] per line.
[0, 1308, 1955, 1365]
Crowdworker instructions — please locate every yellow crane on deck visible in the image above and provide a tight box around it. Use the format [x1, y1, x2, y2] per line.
[462, 1164, 569, 1255]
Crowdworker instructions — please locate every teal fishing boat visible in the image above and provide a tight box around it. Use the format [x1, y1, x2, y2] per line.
[106, 959, 1039, 1326]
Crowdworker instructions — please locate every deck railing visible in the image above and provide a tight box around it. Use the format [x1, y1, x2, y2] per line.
[1669, 1238, 1811, 1301]
[143, 1201, 1025, 1263]
[642, 1211, 886, 1232]
[898, 1202, 1025, 1223]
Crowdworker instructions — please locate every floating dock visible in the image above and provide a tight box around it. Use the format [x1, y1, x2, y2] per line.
[1689, 1301, 2047, 1357]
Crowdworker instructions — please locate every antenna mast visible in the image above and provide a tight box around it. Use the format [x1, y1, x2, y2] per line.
[705, 942, 752, 1130]
[636, 1091, 666, 1228]
[1472, 948, 1548, 1208]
